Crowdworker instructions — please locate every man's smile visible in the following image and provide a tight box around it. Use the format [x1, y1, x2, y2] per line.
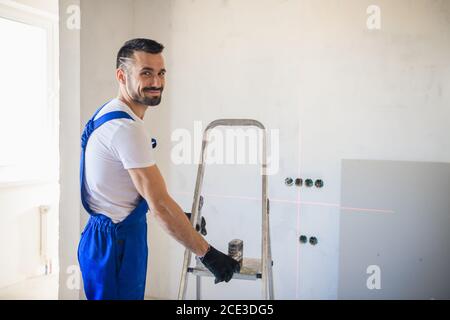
[144, 89, 162, 95]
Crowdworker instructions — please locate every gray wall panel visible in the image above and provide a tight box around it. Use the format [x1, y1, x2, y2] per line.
[339, 160, 450, 299]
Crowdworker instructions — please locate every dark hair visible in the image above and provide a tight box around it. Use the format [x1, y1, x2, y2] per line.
[116, 38, 164, 68]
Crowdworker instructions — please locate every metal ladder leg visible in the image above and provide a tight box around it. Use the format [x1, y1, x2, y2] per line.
[267, 199, 275, 299]
[178, 136, 208, 300]
[196, 275, 201, 300]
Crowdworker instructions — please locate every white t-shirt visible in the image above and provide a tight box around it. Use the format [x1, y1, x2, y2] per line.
[84, 98, 156, 223]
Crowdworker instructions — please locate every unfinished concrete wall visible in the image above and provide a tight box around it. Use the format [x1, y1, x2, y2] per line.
[70, 0, 450, 299]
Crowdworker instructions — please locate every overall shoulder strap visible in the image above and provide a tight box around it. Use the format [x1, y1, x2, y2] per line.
[93, 111, 134, 130]
[80, 110, 134, 216]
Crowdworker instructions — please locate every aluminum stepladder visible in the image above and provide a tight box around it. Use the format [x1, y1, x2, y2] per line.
[177, 119, 274, 300]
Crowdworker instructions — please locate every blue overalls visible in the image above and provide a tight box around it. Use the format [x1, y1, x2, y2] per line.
[78, 102, 156, 300]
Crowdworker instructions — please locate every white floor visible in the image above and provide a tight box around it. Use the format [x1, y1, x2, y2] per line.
[0, 274, 166, 300]
[0, 274, 58, 300]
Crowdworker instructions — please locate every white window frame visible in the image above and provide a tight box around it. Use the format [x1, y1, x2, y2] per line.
[0, 0, 59, 188]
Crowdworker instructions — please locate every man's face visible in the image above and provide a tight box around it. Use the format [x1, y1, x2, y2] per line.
[123, 51, 166, 107]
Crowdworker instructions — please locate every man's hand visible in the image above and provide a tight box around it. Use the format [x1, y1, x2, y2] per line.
[184, 212, 207, 235]
[200, 246, 241, 284]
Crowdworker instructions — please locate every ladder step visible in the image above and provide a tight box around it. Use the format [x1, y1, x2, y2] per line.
[188, 258, 263, 281]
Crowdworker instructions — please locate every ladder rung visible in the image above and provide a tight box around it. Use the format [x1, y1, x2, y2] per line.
[187, 258, 263, 281]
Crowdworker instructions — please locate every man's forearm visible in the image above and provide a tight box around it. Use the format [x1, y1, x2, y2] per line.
[152, 195, 209, 257]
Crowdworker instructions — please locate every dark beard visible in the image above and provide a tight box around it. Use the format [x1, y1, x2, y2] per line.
[127, 87, 163, 106]
[135, 94, 162, 106]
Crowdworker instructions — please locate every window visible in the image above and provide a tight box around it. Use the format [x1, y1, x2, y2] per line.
[0, 3, 58, 185]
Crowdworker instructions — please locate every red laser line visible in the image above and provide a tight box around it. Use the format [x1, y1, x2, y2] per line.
[173, 191, 394, 213]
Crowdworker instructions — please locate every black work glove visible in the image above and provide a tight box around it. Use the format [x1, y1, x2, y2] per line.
[184, 212, 207, 236]
[199, 245, 241, 284]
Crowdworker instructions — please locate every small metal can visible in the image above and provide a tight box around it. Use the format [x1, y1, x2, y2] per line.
[228, 239, 243, 267]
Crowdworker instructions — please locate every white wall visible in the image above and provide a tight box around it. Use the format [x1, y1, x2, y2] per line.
[58, 0, 80, 300]
[74, 0, 450, 299]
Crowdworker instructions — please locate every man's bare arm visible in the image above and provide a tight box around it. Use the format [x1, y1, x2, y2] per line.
[128, 164, 209, 257]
